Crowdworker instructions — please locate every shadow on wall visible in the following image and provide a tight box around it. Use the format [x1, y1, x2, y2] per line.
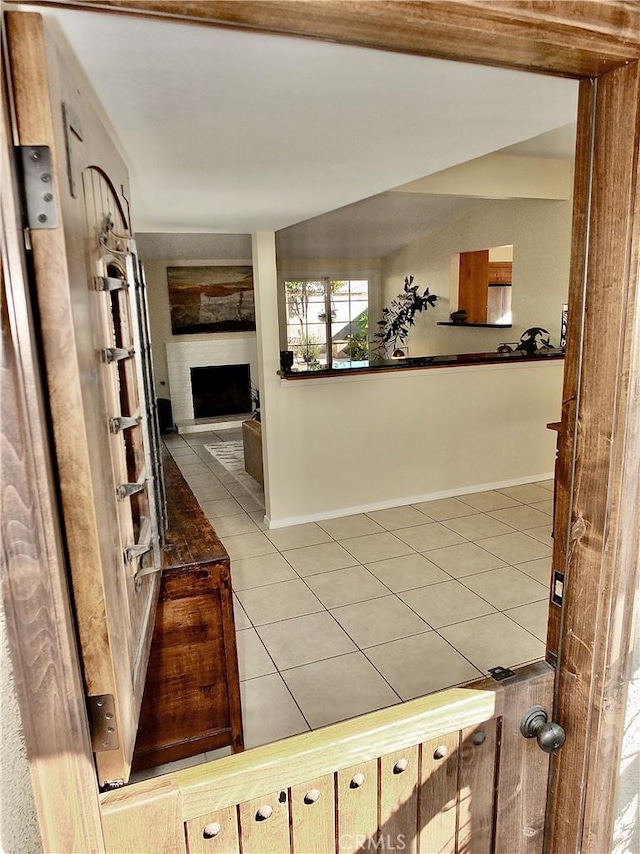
[0, 609, 43, 854]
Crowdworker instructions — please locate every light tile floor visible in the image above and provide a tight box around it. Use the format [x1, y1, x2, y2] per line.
[139, 428, 553, 778]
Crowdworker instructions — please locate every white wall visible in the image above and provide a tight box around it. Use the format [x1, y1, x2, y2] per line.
[380, 198, 572, 356]
[137, 233, 252, 395]
[255, 232, 563, 527]
[0, 608, 43, 854]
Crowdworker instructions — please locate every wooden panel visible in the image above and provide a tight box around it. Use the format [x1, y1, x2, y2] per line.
[493, 663, 554, 854]
[148, 687, 500, 821]
[457, 721, 496, 854]
[238, 791, 290, 854]
[290, 773, 335, 854]
[5, 10, 161, 786]
[0, 48, 105, 854]
[418, 731, 459, 854]
[132, 452, 243, 770]
[379, 746, 419, 854]
[101, 667, 558, 853]
[487, 261, 512, 284]
[33, 1, 640, 77]
[545, 80, 596, 661]
[101, 782, 186, 854]
[547, 60, 640, 854]
[458, 250, 489, 323]
[184, 806, 240, 854]
[336, 760, 377, 854]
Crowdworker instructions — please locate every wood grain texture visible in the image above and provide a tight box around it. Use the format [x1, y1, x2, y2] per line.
[101, 780, 186, 854]
[547, 59, 640, 854]
[457, 722, 496, 854]
[132, 451, 243, 770]
[379, 747, 419, 854]
[545, 80, 596, 662]
[102, 686, 500, 823]
[0, 52, 105, 854]
[492, 663, 553, 854]
[418, 731, 459, 854]
[238, 791, 290, 854]
[289, 773, 335, 854]
[336, 760, 377, 854]
[100, 665, 556, 852]
[5, 9, 162, 786]
[184, 805, 239, 854]
[458, 250, 489, 323]
[4, 5, 640, 854]
[28, 0, 640, 76]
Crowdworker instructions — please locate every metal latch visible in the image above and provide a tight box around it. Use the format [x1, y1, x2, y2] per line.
[102, 346, 135, 364]
[552, 570, 564, 606]
[124, 542, 152, 563]
[95, 275, 130, 293]
[109, 415, 141, 434]
[87, 694, 119, 752]
[19, 146, 58, 229]
[116, 479, 146, 501]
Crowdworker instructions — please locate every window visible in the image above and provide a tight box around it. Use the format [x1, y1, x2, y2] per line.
[284, 277, 369, 371]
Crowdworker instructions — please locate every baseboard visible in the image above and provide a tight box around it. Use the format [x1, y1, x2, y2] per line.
[264, 471, 554, 529]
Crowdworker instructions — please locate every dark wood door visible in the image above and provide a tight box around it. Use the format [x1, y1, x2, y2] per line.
[3, 6, 640, 854]
[5, 10, 165, 787]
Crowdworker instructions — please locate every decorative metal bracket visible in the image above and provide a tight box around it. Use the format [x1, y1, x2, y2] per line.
[87, 694, 119, 752]
[124, 543, 152, 563]
[116, 480, 146, 501]
[95, 275, 130, 293]
[19, 146, 58, 229]
[102, 346, 135, 364]
[109, 415, 141, 434]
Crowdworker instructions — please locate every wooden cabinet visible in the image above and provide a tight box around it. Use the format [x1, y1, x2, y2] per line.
[488, 261, 512, 284]
[458, 249, 489, 322]
[132, 452, 243, 772]
[242, 419, 263, 486]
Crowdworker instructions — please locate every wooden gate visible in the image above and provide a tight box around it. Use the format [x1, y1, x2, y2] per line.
[100, 662, 552, 854]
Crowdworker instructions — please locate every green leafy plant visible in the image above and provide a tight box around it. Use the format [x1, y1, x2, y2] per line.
[516, 327, 553, 355]
[299, 331, 323, 367]
[344, 309, 369, 360]
[374, 276, 438, 358]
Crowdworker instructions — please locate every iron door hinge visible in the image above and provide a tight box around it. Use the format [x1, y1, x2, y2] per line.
[87, 694, 119, 752]
[19, 146, 58, 229]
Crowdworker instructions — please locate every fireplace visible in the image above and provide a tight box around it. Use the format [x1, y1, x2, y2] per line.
[191, 364, 252, 419]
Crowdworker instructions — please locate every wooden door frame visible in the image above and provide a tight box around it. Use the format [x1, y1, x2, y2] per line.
[2, 3, 639, 852]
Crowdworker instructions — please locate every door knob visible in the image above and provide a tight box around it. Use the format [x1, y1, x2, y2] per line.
[520, 705, 566, 753]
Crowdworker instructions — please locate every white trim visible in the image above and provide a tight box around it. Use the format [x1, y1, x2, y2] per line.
[264, 471, 554, 529]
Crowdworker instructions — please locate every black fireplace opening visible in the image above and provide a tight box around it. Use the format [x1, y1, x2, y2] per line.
[191, 364, 252, 419]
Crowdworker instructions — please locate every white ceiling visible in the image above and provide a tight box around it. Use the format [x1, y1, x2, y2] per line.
[31, 6, 579, 236]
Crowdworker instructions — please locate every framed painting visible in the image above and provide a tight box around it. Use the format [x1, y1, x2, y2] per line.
[167, 265, 255, 334]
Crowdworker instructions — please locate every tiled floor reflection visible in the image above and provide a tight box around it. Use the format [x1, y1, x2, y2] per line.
[138, 428, 553, 778]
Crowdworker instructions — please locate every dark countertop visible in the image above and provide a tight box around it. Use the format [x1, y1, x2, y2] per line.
[279, 348, 565, 380]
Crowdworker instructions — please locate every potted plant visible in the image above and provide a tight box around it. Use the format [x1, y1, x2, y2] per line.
[516, 327, 553, 355]
[373, 276, 438, 358]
